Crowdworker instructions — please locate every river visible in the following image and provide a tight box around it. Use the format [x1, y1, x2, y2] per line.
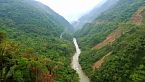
[71, 38, 90, 82]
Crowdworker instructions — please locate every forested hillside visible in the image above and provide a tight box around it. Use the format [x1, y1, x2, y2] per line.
[75, 0, 145, 82]
[0, 0, 78, 82]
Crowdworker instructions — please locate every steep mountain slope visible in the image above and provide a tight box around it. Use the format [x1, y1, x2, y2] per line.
[0, 0, 73, 35]
[75, 0, 145, 82]
[0, 0, 78, 82]
[75, 0, 145, 49]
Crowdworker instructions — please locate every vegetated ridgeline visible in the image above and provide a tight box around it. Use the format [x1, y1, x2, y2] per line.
[92, 6, 145, 70]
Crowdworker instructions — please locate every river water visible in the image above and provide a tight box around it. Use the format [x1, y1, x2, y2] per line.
[71, 38, 90, 82]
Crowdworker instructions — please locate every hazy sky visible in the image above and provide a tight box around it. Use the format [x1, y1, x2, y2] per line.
[36, 0, 105, 22]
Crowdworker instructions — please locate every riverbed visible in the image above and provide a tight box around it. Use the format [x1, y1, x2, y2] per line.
[71, 38, 90, 82]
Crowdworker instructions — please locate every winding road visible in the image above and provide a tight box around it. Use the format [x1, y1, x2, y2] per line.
[71, 38, 90, 82]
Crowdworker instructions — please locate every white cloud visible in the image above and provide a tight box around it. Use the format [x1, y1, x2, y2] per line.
[36, 0, 104, 22]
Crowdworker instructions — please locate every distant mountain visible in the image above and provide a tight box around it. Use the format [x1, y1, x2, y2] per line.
[72, 0, 119, 31]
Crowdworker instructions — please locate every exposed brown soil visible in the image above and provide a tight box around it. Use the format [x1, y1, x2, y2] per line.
[93, 52, 112, 70]
[92, 6, 145, 71]
[94, 6, 145, 50]
[92, 26, 125, 70]
[95, 27, 123, 49]
[91, 23, 124, 71]
[131, 6, 145, 25]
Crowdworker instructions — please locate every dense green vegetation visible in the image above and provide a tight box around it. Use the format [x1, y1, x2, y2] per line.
[0, 33, 78, 82]
[1, 0, 145, 82]
[75, 22, 118, 49]
[0, 0, 78, 82]
[76, 0, 145, 48]
[75, 0, 145, 82]
[91, 25, 145, 82]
